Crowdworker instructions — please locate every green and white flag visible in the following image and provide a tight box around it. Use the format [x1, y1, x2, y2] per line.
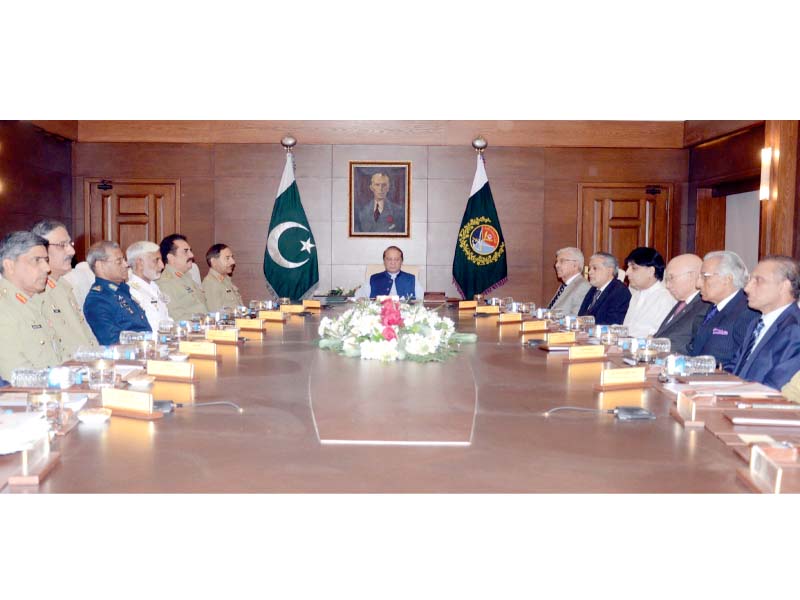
[452, 154, 507, 299]
[263, 153, 319, 300]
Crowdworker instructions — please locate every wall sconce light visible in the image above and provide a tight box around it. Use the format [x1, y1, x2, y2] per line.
[759, 147, 773, 200]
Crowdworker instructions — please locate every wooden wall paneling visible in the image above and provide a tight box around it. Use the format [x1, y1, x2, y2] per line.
[684, 121, 764, 147]
[694, 188, 727, 259]
[74, 120, 686, 148]
[689, 125, 764, 186]
[29, 120, 79, 141]
[762, 120, 800, 257]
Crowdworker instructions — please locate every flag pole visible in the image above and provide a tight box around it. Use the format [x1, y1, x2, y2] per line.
[472, 135, 487, 154]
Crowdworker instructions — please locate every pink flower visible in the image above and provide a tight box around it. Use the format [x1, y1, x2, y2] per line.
[380, 299, 404, 327]
[382, 326, 397, 341]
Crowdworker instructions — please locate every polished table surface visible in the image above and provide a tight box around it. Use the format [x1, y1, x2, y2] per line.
[15, 306, 748, 493]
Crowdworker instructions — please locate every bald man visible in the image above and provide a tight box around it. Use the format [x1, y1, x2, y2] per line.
[653, 254, 711, 353]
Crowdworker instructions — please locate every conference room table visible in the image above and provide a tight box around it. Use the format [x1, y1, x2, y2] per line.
[5, 304, 748, 493]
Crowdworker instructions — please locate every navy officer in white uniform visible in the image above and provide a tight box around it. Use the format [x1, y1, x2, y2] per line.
[354, 246, 424, 300]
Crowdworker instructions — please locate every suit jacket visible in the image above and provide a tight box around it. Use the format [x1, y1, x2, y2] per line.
[653, 293, 711, 354]
[732, 303, 800, 390]
[550, 275, 592, 316]
[687, 289, 760, 371]
[357, 201, 405, 234]
[577, 278, 631, 325]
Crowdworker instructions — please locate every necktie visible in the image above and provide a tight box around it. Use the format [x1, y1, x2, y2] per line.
[586, 287, 601, 312]
[373, 205, 380, 222]
[548, 283, 567, 309]
[702, 305, 718, 325]
[666, 300, 686, 324]
[741, 318, 765, 363]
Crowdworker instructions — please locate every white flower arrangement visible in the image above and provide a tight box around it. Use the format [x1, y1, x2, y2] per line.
[318, 299, 474, 362]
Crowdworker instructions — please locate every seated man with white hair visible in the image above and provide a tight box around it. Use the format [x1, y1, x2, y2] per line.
[126, 240, 171, 332]
[547, 247, 591, 316]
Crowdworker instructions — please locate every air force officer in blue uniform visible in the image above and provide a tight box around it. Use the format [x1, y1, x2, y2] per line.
[354, 246, 424, 300]
[732, 256, 800, 390]
[83, 240, 150, 345]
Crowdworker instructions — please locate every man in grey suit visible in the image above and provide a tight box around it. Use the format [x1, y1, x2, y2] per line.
[654, 253, 711, 353]
[547, 246, 592, 316]
[357, 172, 406, 234]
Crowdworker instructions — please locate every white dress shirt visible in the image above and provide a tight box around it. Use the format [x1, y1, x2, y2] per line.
[623, 279, 677, 338]
[127, 270, 171, 332]
[354, 271, 425, 300]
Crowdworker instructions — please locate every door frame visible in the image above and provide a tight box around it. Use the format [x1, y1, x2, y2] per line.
[82, 177, 181, 255]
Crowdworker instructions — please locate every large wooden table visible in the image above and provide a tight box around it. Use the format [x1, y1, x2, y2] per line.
[11, 306, 748, 493]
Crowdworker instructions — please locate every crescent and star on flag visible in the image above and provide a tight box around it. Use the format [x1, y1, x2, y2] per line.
[267, 221, 316, 269]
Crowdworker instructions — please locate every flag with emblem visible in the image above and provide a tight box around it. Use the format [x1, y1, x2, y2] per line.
[263, 152, 319, 300]
[452, 154, 507, 299]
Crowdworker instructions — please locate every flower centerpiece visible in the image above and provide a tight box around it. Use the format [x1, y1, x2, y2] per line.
[318, 298, 477, 362]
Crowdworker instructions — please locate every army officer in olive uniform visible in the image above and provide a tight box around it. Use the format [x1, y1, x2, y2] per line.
[0, 231, 63, 380]
[32, 219, 99, 358]
[202, 243, 244, 311]
[83, 241, 150, 345]
[156, 234, 208, 321]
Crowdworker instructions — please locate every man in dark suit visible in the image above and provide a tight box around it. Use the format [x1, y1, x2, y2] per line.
[732, 256, 800, 389]
[654, 253, 710, 353]
[577, 252, 630, 325]
[688, 250, 759, 371]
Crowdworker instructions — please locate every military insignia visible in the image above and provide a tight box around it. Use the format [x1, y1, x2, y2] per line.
[92, 285, 102, 292]
[46, 279, 56, 289]
[175, 270, 183, 278]
[457, 216, 506, 266]
[109, 283, 118, 292]
[15, 293, 27, 304]
[31, 324, 42, 329]
[52, 307, 62, 313]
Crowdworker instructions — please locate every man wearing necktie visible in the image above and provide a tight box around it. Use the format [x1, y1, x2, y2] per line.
[731, 256, 800, 389]
[577, 252, 630, 324]
[547, 247, 591, 315]
[653, 253, 711, 353]
[687, 250, 759, 370]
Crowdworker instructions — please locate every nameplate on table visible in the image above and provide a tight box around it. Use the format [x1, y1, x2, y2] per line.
[521, 319, 550, 332]
[568, 345, 605, 360]
[258, 310, 287, 322]
[546, 331, 576, 345]
[179, 340, 217, 357]
[302, 299, 322, 309]
[497, 312, 522, 324]
[458, 300, 477, 310]
[235, 318, 267, 331]
[101, 387, 153, 414]
[600, 366, 646, 386]
[743, 444, 800, 494]
[280, 304, 305, 314]
[476, 305, 500, 315]
[205, 328, 239, 343]
[147, 359, 194, 381]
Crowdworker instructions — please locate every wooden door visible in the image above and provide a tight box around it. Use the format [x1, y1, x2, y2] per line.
[577, 183, 673, 265]
[84, 179, 180, 255]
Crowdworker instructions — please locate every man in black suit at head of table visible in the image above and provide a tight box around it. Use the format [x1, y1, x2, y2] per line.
[653, 253, 711, 354]
[687, 250, 760, 371]
[577, 252, 630, 325]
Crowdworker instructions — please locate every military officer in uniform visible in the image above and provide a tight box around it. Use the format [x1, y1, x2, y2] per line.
[156, 234, 208, 321]
[126, 240, 170, 332]
[202, 243, 244, 311]
[31, 219, 99, 358]
[0, 231, 64, 380]
[83, 241, 150, 345]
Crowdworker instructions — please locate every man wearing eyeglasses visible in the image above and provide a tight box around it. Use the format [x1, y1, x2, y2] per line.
[687, 250, 759, 371]
[548, 247, 591, 316]
[31, 220, 99, 357]
[730, 256, 800, 389]
[653, 254, 711, 354]
[83, 241, 150, 345]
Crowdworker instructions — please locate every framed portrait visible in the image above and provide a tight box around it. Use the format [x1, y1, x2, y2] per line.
[349, 161, 411, 237]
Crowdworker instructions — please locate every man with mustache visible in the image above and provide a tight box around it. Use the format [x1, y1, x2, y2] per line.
[31, 219, 99, 357]
[155, 233, 208, 321]
[203, 243, 243, 311]
[0, 231, 63, 380]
